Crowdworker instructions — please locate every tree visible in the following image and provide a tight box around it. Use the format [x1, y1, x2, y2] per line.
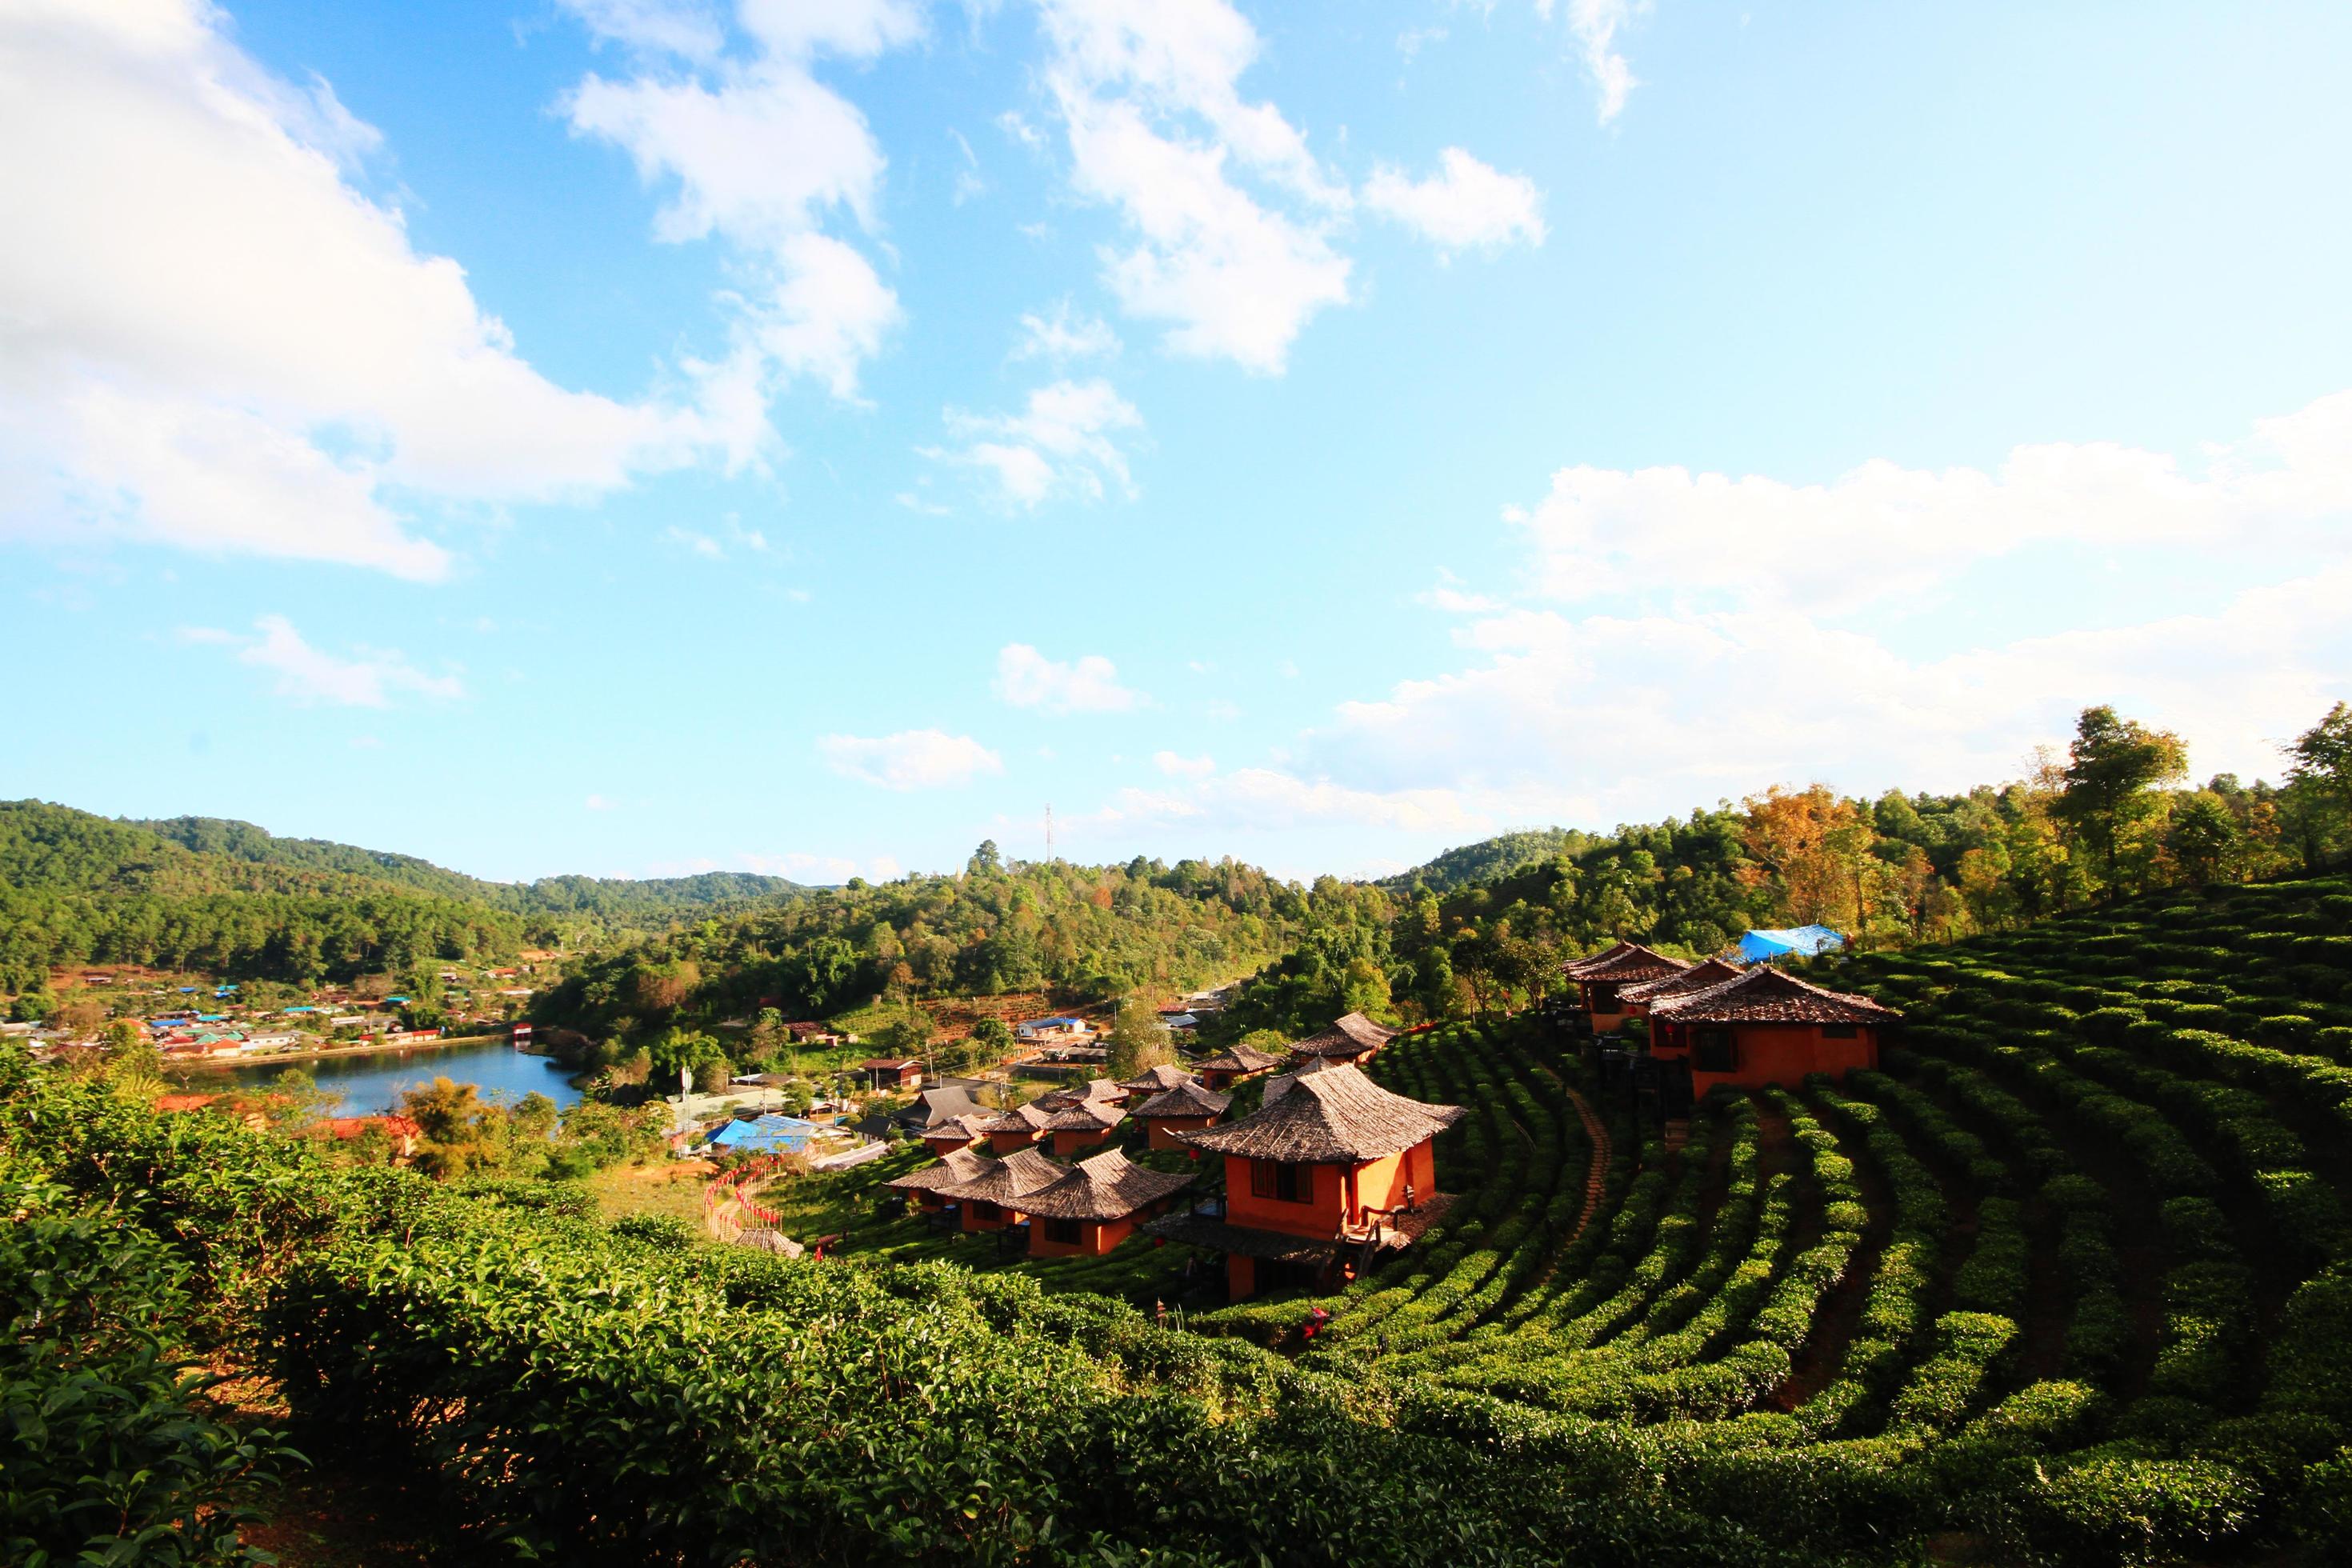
[2053, 706, 2188, 893]
[401, 1076, 497, 1178]
[967, 840, 1003, 878]
[969, 1017, 1014, 1059]
[2166, 794, 2237, 886]
[1107, 996, 1173, 1080]
[646, 1028, 723, 1090]
[98, 1018, 144, 1057]
[2285, 701, 2352, 863]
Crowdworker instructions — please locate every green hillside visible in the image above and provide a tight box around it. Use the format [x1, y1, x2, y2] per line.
[0, 800, 805, 994]
[1378, 826, 1598, 894]
[9, 874, 2352, 1562]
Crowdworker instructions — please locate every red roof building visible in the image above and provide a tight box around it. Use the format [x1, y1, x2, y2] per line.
[1646, 964, 1900, 1093]
[1559, 942, 1689, 1034]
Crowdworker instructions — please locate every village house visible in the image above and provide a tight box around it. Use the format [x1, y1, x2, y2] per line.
[1286, 1011, 1398, 1067]
[1615, 956, 1746, 1014]
[937, 1146, 1067, 1234]
[1193, 1041, 1283, 1091]
[1020, 1149, 1195, 1257]
[885, 1145, 994, 1216]
[1149, 1065, 1465, 1301]
[1131, 1078, 1233, 1150]
[976, 1099, 1058, 1154]
[1113, 1062, 1194, 1105]
[918, 1111, 996, 1158]
[1646, 963, 1901, 1093]
[1036, 1098, 1125, 1157]
[1261, 1052, 1342, 1103]
[1015, 1015, 1091, 1044]
[1559, 942, 1690, 1034]
[858, 1057, 926, 1093]
[895, 1085, 989, 1135]
[314, 1114, 422, 1160]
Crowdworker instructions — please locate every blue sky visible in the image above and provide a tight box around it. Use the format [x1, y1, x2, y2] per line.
[5, 0, 2350, 884]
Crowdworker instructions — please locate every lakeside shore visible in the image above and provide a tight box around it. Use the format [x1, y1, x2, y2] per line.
[170, 1032, 511, 1071]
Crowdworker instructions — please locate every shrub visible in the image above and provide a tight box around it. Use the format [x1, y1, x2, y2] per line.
[2027, 1455, 2258, 1565]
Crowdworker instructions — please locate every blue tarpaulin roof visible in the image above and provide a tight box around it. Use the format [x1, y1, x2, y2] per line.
[1734, 925, 1846, 962]
[707, 1114, 820, 1153]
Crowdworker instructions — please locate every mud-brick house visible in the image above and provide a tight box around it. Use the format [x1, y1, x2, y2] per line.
[1130, 1078, 1233, 1150]
[1036, 1098, 1126, 1157]
[1021, 1149, 1194, 1257]
[1646, 963, 1900, 1094]
[1194, 1041, 1283, 1091]
[1147, 1064, 1464, 1301]
[1559, 942, 1690, 1034]
[1285, 1011, 1398, 1068]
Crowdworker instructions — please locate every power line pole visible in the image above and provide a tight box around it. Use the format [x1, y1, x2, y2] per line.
[1045, 802, 1054, 862]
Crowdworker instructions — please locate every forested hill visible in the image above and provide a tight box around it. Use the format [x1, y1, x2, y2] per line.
[133, 814, 803, 918]
[1378, 827, 1601, 894]
[531, 844, 1302, 1052]
[0, 800, 805, 994]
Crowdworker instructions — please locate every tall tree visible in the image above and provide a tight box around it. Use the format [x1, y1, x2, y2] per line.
[2285, 701, 2352, 863]
[2053, 706, 2188, 892]
[1106, 996, 1174, 1080]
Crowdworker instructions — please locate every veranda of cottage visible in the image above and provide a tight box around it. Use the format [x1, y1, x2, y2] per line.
[1151, 1064, 1464, 1300]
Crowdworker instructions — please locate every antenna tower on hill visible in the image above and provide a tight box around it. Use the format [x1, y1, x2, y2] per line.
[1045, 803, 1054, 862]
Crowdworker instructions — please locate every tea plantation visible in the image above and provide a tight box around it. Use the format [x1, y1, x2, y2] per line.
[6, 874, 2351, 1564]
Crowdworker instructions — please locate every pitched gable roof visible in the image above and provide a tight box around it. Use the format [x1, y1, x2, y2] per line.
[1178, 1063, 1465, 1164]
[1648, 962, 1900, 1026]
[942, 1146, 1070, 1205]
[1263, 1051, 1342, 1103]
[1561, 942, 1688, 986]
[977, 1101, 1057, 1135]
[1115, 1062, 1195, 1094]
[884, 1145, 994, 1193]
[1618, 956, 1746, 1005]
[1018, 1148, 1194, 1221]
[1289, 1011, 1398, 1058]
[1037, 1099, 1126, 1134]
[906, 1086, 986, 1128]
[1133, 1078, 1233, 1119]
[1194, 1042, 1283, 1074]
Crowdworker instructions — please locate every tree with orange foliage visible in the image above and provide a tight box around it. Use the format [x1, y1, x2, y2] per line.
[1740, 784, 1874, 929]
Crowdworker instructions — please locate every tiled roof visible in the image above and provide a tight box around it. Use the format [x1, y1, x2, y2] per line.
[1115, 1062, 1195, 1094]
[1036, 1100, 1126, 1134]
[1648, 963, 1901, 1026]
[1618, 956, 1746, 1005]
[976, 1101, 1057, 1135]
[1561, 942, 1689, 985]
[1018, 1148, 1194, 1221]
[1194, 1042, 1283, 1074]
[1288, 1011, 1398, 1058]
[1178, 1063, 1465, 1164]
[884, 1146, 994, 1193]
[1262, 1053, 1342, 1103]
[942, 1146, 1070, 1206]
[1133, 1079, 1233, 1119]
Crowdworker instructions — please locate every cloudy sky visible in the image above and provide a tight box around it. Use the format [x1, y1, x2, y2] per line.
[5, 0, 2350, 884]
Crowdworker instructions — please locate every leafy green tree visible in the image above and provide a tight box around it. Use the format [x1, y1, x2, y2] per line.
[2285, 701, 2352, 863]
[646, 1029, 723, 1090]
[970, 1017, 1014, 1057]
[2166, 794, 2238, 885]
[2054, 705, 2189, 892]
[1107, 996, 1174, 1080]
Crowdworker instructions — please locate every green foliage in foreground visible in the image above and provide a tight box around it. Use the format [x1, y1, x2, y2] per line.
[1, 1161, 298, 1565]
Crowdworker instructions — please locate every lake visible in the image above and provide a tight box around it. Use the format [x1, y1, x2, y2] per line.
[207, 1039, 587, 1116]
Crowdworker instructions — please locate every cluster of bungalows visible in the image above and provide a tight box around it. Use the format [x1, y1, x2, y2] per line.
[1558, 940, 1899, 1094]
[877, 1010, 1466, 1300]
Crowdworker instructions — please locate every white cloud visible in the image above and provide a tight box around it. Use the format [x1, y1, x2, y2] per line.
[996, 643, 1145, 713]
[1364, 148, 1546, 254]
[1552, 0, 1650, 126]
[222, 614, 466, 708]
[1506, 388, 2352, 617]
[1154, 750, 1216, 778]
[585, 794, 618, 810]
[559, 0, 915, 430]
[1014, 300, 1123, 362]
[927, 378, 1144, 508]
[0, 1, 721, 578]
[819, 728, 1005, 790]
[1398, 26, 1447, 64]
[1035, 0, 1354, 373]
[661, 516, 770, 558]
[1069, 393, 2352, 850]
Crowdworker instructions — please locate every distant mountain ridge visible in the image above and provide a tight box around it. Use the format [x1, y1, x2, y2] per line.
[130, 814, 806, 915]
[0, 800, 807, 994]
[1375, 827, 1602, 895]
